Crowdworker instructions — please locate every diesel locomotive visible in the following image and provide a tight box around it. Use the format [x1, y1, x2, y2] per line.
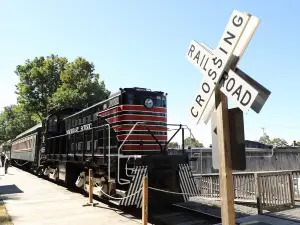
[7, 87, 199, 208]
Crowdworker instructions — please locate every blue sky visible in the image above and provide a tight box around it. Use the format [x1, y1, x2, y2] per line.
[0, 1, 299, 147]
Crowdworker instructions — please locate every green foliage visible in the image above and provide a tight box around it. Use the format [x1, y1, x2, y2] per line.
[49, 57, 110, 111]
[15, 54, 68, 120]
[258, 134, 271, 145]
[15, 55, 110, 120]
[296, 141, 300, 146]
[168, 142, 179, 148]
[0, 54, 110, 142]
[269, 138, 288, 146]
[0, 105, 37, 141]
[184, 137, 203, 147]
[259, 134, 288, 147]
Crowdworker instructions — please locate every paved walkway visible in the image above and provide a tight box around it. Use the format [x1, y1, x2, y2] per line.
[0, 167, 144, 225]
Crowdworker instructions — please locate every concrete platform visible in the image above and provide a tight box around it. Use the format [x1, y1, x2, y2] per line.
[0, 167, 144, 225]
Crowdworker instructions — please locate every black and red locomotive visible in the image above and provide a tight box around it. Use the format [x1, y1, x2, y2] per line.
[9, 87, 198, 207]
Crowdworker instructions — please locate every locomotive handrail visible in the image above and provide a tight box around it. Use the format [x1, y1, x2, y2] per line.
[76, 123, 111, 181]
[125, 157, 135, 178]
[167, 124, 200, 173]
[45, 124, 111, 181]
[117, 121, 146, 185]
[182, 125, 199, 173]
[105, 123, 111, 182]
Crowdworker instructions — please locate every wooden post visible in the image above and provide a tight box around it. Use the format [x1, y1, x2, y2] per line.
[255, 173, 262, 214]
[89, 168, 93, 204]
[142, 176, 148, 225]
[288, 172, 295, 208]
[215, 88, 235, 225]
[82, 168, 98, 207]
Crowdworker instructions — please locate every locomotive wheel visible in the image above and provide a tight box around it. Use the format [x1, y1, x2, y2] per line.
[36, 166, 44, 177]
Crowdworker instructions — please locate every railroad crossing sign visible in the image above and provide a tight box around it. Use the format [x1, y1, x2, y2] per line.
[186, 10, 270, 124]
[185, 10, 271, 225]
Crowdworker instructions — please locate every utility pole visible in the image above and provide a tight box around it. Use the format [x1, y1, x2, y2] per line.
[261, 127, 266, 136]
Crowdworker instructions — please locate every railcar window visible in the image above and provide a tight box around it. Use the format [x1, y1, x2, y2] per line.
[83, 117, 86, 124]
[77, 142, 83, 151]
[94, 140, 98, 151]
[87, 115, 91, 123]
[66, 120, 70, 130]
[87, 141, 91, 151]
[93, 113, 98, 121]
[48, 116, 58, 132]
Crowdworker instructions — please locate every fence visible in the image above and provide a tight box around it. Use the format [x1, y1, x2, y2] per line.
[194, 170, 300, 214]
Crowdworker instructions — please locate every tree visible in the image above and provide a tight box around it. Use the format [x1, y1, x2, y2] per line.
[270, 138, 288, 147]
[168, 142, 179, 148]
[49, 57, 110, 111]
[258, 133, 288, 147]
[296, 141, 300, 146]
[15, 54, 68, 121]
[184, 137, 203, 147]
[15, 55, 110, 120]
[258, 134, 271, 145]
[0, 105, 37, 141]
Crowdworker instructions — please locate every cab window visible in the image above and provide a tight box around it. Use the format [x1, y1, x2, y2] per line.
[162, 96, 167, 107]
[155, 96, 162, 107]
[48, 116, 58, 132]
[125, 93, 134, 104]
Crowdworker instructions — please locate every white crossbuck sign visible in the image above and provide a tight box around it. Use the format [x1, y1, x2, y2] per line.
[186, 10, 269, 124]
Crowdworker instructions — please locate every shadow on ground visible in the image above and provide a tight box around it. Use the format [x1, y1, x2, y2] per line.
[0, 184, 23, 195]
[265, 211, 300, 224]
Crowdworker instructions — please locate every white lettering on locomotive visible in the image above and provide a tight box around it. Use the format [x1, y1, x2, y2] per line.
[66, 123, 92, 134]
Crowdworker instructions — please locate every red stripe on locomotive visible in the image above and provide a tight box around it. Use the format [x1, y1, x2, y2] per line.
[98, 105, 167, 117]
[107, 115, 167, 124]
[98, 104, 168, 151]
[120, 105, 167, 113]
[98, 106, 121, 117]
[116, 134, 167, 141]
[121, 144, 168, 151]
[113, 125, 168, 132]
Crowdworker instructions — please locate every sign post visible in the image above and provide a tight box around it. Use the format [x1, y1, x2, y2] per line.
[215, 87, 235, 224]
[185, 10, 271, 225]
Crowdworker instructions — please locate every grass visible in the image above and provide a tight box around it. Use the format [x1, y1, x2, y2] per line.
[0, 201, 13, 225]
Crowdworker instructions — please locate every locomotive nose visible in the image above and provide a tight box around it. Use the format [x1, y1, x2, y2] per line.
[136, 154, 193, 207]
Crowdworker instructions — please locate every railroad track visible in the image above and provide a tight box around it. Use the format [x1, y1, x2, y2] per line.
[148, 204, 221, 225]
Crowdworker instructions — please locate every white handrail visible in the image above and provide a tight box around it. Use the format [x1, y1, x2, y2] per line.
[181, 125, 198, 171]
[125, 157, 135, 178]
[117, 121, 145, 185]
[105, 124, 111, 182]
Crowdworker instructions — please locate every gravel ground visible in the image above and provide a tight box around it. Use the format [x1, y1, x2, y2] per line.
[0, 200, 13, 225]
[177, 196, 270, 218]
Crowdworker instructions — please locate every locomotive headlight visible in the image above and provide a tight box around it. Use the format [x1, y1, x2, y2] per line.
[144, 98, 153, 109]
